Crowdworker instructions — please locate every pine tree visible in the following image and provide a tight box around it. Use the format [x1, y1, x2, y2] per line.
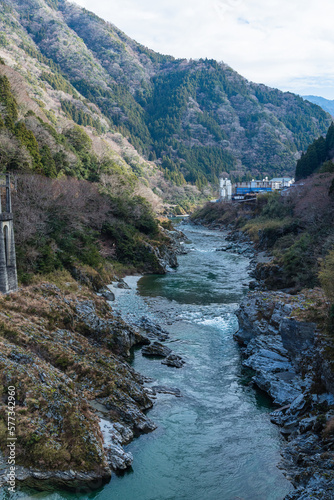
[315, 136, 326, 163]
[326, 122, 334, 155]
[0, 76, 18, 121]
[14, 121, 43, 172]
[40, 145, 57, 178]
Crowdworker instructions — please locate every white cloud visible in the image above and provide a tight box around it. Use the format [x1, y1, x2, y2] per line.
[73, 0, 334, 98]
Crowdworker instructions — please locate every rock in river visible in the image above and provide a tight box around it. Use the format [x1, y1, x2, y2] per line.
[161, 353, 185, 368]
[142, 341, 172, 358]
[151, 386, 182, 397]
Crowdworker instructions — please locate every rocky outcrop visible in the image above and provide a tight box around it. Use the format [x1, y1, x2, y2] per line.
[0, 281, 156, 492]
[139, 316, 170, 341]
[139, 227, 189, 275]
[154, 228, 190, 272]
[235, 290, 334, 499]
[4, 467, 112, 492]
[235, 291, 316, 405]
[141, 340, 185, 368]
[151, 386, 182, 397]
[75, 299, 149, 357]
[100, 288, 116, 301]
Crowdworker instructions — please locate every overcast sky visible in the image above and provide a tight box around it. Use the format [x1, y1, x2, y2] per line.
[74, 0, 334, 99]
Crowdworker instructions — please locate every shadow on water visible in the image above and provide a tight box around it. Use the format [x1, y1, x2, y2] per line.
[238, 367, 275, 410]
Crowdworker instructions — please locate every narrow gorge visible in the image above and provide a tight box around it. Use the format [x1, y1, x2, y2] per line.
[13, 223, 295, 500]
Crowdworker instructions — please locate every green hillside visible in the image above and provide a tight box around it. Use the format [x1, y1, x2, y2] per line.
[295, 122, 334, 180]
[0, 0, 331, 187]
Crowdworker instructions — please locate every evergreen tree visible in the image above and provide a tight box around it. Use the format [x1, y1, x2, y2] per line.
[40, 145, 57, 178]
[326, 122, 334, 155]
[0, 75, 18, 121]
[295, 124, 334, 180]
[14, 121, 43, 172]
[315, 136, 327, 164]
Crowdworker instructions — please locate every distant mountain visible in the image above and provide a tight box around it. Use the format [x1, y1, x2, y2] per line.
[303, 96, 334, 118]
[0, 0, 332, 188]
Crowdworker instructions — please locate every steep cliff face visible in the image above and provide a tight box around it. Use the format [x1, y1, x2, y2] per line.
[235, 289, 334, 499]
[235, 290, 318, 404]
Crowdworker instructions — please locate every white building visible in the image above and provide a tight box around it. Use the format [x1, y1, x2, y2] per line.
[219, 178, 232, 201]
[270, 177, 295, 190]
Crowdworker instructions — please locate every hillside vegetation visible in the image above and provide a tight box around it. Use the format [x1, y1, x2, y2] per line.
[192, 172, 334, 292]
[0, 0, 334, 488]
[295, 122, 334, 181]
[303, 95, 334, 118]
[0, 0, 331, 190]
[0, 64, 182, 291]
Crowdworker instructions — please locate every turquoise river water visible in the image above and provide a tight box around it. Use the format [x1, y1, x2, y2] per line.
[16, 224, 292, 500]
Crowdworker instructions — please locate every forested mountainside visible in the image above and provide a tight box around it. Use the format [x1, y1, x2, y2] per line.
[0, 59, 181, 286]
[0, 1, 192, 481]
[295, 122, 334, 181]
[0, 0, 331, 188]
[190, 120, 334, 296]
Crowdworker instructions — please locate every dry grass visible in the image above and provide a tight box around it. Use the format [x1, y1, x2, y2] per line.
[289, 288, 328, 326]
[0, 274, 151, 472]
[242, 217, 294, 242]
[323, 417, 334, 438]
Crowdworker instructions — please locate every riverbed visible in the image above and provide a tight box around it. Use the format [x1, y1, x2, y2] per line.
[18, 224, 292, 500]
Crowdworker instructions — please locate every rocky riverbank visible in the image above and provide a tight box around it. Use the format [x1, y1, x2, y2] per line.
[0, 280, 154, 492]
[190, 215, 334, 498]
[235, 283, 334, 498]
[0, 226, 188, 494]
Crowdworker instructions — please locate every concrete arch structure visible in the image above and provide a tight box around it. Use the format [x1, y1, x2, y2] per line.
[0, 174, 18, 293]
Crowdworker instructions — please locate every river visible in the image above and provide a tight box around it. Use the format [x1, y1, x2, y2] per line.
[18, 224, 292, 500]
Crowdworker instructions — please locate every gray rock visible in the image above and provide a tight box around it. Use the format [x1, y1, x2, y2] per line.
[105, 444, 133, 471]
[270, 410, 286, 425]
[215, 245, 233, 252]
[117, 280, 131, 289]
[113, 422, 134, 444]
[100, 288, 115, 301]
[75, 300, 147, 357]
[142, 342, 172, 358]
[312, 392, 334, 406]
[151, 385, 182, 397]
[233, 262, 334, 497]
[289, 394, 309, 414]
[299, 416, 317, 433]
[161, 353, 185, 368]
[7, 466, 112, 491]
[253, 372, 302, 406]
[243, 347, 292, 373]
[139, 316, 170, 340]
[105, 399, 157, 434]
[280, 318, 315, 359]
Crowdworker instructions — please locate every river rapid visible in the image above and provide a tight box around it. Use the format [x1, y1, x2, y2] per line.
[18, 224, 292, 500]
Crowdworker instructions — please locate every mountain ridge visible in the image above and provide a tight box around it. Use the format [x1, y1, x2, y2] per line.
[0, 0, 331, 187]
[303, 95, 334, 118]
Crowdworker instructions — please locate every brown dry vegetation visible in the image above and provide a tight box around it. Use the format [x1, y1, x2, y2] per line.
[0, 64, 49, 122]
[0, 275, 151, 471]
[11, 174, 170, 282]
[323, 417, 334, 438]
